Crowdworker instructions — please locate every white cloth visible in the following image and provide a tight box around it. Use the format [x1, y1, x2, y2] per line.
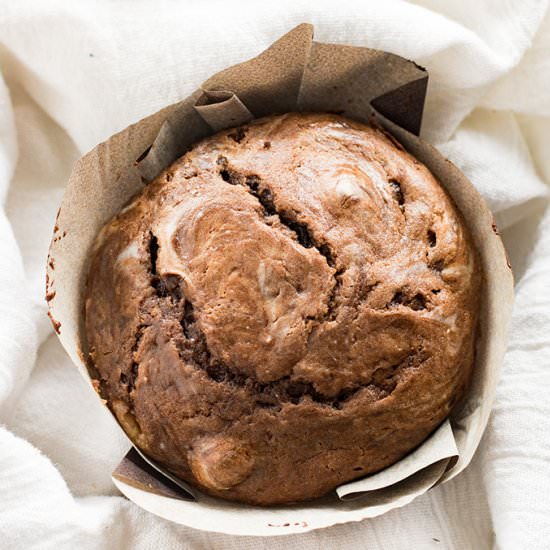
[1, 1, 549, 548]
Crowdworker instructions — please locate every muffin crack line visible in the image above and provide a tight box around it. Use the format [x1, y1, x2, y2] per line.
[216, 158, 344, 324]
[174, 296, 426, 409]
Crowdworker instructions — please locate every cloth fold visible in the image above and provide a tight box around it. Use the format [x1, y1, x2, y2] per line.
[1, 1, 549, 548]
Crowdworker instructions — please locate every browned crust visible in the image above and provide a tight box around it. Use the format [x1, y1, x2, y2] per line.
[84, 113, 481, 505]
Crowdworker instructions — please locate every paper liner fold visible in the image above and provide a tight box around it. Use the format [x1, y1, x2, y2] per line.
[113, 447, 196, 501]
[195, 90, 254, 132]
[337, 420, 457, 500]
[46, 23, 514, 536]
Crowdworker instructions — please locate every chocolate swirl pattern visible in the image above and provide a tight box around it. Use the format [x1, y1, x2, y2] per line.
[85, 113, 481, 505]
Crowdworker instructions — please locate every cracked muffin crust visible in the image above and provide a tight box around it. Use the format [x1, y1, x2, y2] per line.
[84, 113, 481, 505]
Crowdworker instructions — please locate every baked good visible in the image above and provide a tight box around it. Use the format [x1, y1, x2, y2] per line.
[84, 113, 481, 505]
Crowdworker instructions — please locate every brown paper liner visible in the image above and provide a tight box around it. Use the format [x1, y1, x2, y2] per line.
[46, 24, 514, 536]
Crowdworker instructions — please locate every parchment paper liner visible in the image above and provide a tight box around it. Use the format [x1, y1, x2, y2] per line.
[46, 24, 514, 536]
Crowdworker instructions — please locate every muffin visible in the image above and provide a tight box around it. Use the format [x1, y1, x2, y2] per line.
[84, 113, 481, 505]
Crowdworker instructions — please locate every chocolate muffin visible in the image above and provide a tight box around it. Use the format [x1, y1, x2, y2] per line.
[85, 113, 481, 505]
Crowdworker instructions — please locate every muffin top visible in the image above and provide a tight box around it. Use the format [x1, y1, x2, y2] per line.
[84, 113, 481, 505]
